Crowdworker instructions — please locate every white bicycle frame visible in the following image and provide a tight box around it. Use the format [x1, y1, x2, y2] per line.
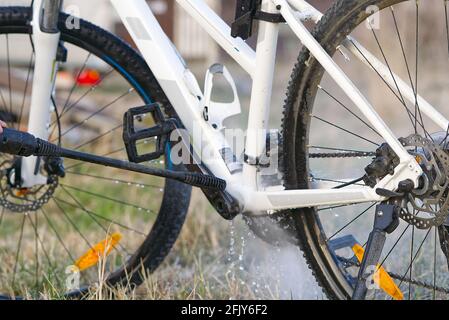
[28, 0, 449, 214]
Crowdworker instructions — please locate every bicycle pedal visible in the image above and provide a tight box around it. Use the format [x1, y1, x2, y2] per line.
[123, 104, 177, 163]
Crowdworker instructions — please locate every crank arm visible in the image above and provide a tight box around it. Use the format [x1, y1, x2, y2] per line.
[0, 128, 226, 191]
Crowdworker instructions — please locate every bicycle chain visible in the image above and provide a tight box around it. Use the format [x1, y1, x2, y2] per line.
[388, 272, 449, 295]
[339, 256, 449, 295]
[309, 151, 376, 159]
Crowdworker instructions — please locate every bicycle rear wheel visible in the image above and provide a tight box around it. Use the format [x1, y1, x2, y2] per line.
[283, 0, 449, 299]
[0, 7, 191, 298]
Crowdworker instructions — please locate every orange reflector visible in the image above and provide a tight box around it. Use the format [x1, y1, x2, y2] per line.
[75, 233, 122, 272]
[352, 244, 403, 300]
[14, 188, 30, 197]
[415, 155, 423, 164]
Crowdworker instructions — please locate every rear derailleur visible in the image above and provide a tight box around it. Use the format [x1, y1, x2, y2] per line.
[354, 134, 449, 299]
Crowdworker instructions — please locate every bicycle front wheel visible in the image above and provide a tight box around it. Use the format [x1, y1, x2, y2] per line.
[0, 7, 191, 298]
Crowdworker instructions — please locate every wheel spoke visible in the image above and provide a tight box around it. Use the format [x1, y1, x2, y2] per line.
[59, 185, 132, 255]
[396, 227, 432, 294]
[33, 211, 39, 286]
[64, 138, 160, 171]
[0, 34, 14, 127]
[390, 6, 429, 141]
[40, 207, 75, 263]
[51, 197, 93, 250]
[312, 115, 379, 146]
[60, 53, 92, 116]
[348, 39, 429, 136]
[53, 196, 146, 236]
[51, 68, 115, 125]
[18, 50, 34, 131]
[12, 215, 26, 287]
[311, 176, 367, 190]
[318, 204, 354, 212]
[6, 34, 12, 117]
[414, 1, 421, 138]
[378, 222, 411, 269]
[326, 203, 376, 241]
[445, 0, 449, 56]
[367, 18, 419, 134]
[0, 207, 4, 229]
[73, 123, 123, 151]
[26, 213, 63, 289]
[53, 88, 133, 142]
[318, 86, 381, 138]
[433, 226, 437, 300]
[60, 183, 157, 215]
[409, 210, 416, 300]
[65, 171, 163, 189]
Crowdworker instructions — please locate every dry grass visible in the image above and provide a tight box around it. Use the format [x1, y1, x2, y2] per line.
[73, 189, 322, 300]
[0, 188, 323, 300]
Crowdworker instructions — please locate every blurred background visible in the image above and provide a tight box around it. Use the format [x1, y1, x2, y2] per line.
[2, 0, 333, 128]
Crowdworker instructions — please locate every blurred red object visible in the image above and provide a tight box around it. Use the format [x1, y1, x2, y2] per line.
[76, 69, 101, 86]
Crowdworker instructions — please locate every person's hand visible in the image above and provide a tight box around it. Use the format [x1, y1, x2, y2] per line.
[0, 120, 7, 134]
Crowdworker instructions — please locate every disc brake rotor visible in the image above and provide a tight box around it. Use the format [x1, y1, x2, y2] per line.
[0, 157, 58, 213]
[399, 134, 449, 229]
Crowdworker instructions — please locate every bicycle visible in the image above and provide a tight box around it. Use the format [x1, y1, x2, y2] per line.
[0, 0, 448, 300]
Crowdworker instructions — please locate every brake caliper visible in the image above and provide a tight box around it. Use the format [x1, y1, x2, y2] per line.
[363, 143, 400, 188]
